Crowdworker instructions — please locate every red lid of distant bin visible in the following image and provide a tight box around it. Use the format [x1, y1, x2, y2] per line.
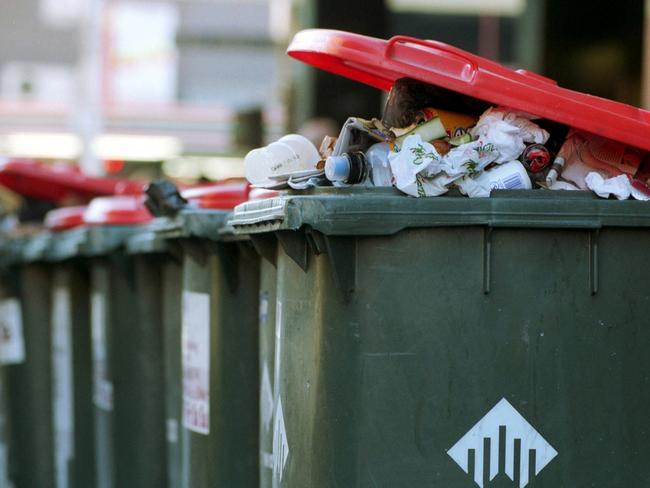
[287, 29, 650, 151]
[181, 181, 251, 209]
[44, 206, 86, 231]
[83, 196, 152, 226]
[0, 159, 146, 203]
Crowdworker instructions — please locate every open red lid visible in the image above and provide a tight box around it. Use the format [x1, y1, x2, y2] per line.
[44, 206, 87, 231]
[287, 29, 650, 151]
[0, 159, 146, 203]
[83, 196, 152, 226]
[181, 181, 251, 209]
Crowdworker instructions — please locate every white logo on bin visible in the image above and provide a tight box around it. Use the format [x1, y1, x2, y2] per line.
[272, 399, 289, 481]
[447, 398, 557, 488]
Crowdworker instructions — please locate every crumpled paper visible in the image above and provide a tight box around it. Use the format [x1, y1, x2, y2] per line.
[585, 172, 650, 201]
[470, 107, 549, 163]
[388, 134, 500, 197]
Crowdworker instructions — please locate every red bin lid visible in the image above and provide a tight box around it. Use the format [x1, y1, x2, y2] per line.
[181, 181, 251, 210]
[0, 159, 146, 203]
[44, 206, 87, 231]
[287, 29, 650, 151]
[83, 196, 152, 226]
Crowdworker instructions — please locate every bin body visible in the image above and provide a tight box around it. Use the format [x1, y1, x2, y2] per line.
[174, 211, 260, 488]
[50, 262, 95, 488]
[162, 259, 183, 488]
[231, 190, 650, 488]
[0, 257, 21, 488]
[127, 227, 184, 488]
[6, 261, 55, 488]
[258, 256, 277, 486]
[89, 227, 167, 488]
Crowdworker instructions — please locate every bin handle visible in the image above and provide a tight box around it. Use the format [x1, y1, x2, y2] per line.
[384, 35, 478, 83]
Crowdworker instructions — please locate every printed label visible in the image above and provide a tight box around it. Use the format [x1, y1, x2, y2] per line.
[0, 298, 25, 365]
[182, 291, 210, 435]
[91, 292, 113, 411]
[52, 286, 74, 488]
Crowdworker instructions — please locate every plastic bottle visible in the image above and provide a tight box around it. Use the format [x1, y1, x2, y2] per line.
[473, 160, 532, 191]
[325, 142, 393, 187]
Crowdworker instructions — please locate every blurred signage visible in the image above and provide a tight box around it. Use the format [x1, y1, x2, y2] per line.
[388, 0, 525, 16]
[108, 2, 179, 103]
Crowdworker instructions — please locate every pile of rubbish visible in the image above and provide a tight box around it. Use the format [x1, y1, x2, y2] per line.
[245, 78, 650, 200]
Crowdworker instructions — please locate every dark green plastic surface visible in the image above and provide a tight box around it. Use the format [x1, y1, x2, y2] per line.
[179, 236, 260, 488]
[258, 256, 277, 487]
[0, 261, 20, 488]
[83, 224, 168, 488]
[154, 209, 260, 488]
[127, 224, 184, 488]
[50, 264, 96, 488]
[162, 259, 183, 488]
[230, 189, 650, 487]
[6, 262, 55, 488]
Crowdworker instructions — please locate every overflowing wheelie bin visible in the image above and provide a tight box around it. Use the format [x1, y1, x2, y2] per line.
[229, 28, 650, 488]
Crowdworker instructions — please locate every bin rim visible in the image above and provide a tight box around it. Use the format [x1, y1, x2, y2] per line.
[229, 187, 650, 237]
[287, 28, 650, 152]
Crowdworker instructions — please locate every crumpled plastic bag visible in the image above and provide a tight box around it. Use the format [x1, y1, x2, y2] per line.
[387, 135, 445, 196]
[388, 134, 500, 197]
[584, 172, 650, 201]
[440, 138, 499, 177]
[470, 107, 549, 163]
[548, 180, 580, 191]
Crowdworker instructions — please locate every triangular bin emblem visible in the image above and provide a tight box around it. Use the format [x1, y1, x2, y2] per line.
[448, 398, 557, 488]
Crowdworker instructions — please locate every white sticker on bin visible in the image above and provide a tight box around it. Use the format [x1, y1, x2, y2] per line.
[91, 292, 113, 411]
[182, 291, 210, 435]
[261, 362, 274, 434]
[52, 286, 74, 488]
[0, 298, 25, 365]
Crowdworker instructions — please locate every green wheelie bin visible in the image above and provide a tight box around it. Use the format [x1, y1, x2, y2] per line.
[1, 230, 55, 488]
[231, 187, 650, 488]
[82, 196, 168, 488]
[0, 237, 25, 488]
[149, 181, 260, 488]
[45, 206, 96, 488]
[125, 217, 183, 488]
[229, 28, 650, 488]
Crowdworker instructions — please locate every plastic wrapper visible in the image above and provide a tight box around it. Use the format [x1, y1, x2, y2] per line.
[584, 172, 650, 201]
[470, 107, 550, 163]
[558, 130, 646, 189]
[388, 134, 500, 197]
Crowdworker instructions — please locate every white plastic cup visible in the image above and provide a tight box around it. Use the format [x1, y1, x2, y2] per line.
[278, 134, 321, 169]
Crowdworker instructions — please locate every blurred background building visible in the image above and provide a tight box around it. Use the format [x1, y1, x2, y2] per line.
[0, 0, 647, 181]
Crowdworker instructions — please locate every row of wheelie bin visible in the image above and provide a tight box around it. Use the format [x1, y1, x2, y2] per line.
[2, 27, 650, 488]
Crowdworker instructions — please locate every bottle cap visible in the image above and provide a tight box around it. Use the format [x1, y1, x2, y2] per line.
[325, 155, 351, 182]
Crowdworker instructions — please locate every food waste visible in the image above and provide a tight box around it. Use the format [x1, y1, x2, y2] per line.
[244, 78, 650, 200]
